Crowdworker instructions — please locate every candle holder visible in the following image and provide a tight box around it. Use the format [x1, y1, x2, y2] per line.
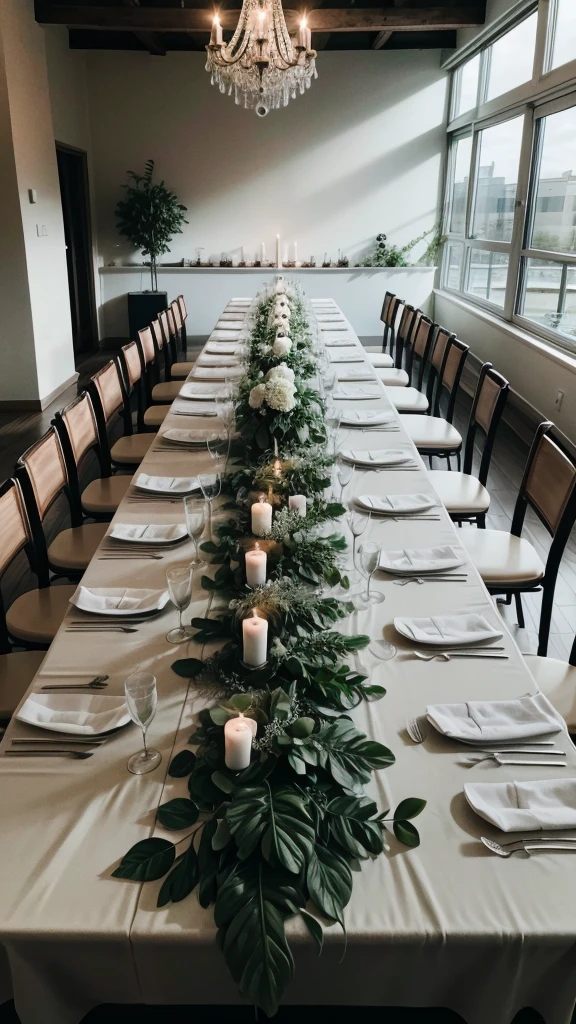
[254, 259, 262, 267]
[240, 659, 269, 671]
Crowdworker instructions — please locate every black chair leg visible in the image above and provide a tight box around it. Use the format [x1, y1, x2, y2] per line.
[477, 513, 486, 529]
[537, 581, 555, 657]
[514, 592, 525, 629]
[456, 451, 461, 470]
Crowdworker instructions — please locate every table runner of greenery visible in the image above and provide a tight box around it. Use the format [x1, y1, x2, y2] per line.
[113, 284, 425, 1017]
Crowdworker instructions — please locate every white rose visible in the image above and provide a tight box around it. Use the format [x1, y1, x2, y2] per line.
[272, 316, 285, 328]
[258, 343, 271, 356]
[266, 364, 295, 383]
[273, 337, 292, 357]
[266, 379, 297, 412]
[248, 383, 266, 408]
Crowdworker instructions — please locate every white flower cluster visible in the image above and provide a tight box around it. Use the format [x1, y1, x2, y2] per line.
[273, 336, 292, 357]
[248, 363, 297, 413]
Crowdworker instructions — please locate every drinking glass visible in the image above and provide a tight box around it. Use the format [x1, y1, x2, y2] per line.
[358, 541, 385, 606]
[166, 565, 193, 644]
[207, 432, 228, 466]
[326, 405, 342, 454]
[336, 457, 354, 501]
[183, 495, 206, 566]
[345, 509, 368, 582]
[125, 672, 161, 775]
[199, 472, 221, 540]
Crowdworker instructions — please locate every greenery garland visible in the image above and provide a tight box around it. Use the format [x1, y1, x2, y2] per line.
[113, 281, 425, 1018]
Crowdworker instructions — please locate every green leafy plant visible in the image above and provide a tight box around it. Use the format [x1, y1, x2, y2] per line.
[355, 229, 433, 268]
[115, 158, 188, 291]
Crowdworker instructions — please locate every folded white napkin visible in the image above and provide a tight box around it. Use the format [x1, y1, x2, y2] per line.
[229, 297, 252, 303]
[219, 312, 246, 320]
[171, 402, 218, 417]
[333, 385, 381, 400]
[329, 353, 365, 364]
[341, 410, 395, 427]
[318, 315, 346, 323]
[464, 778, 576, 832]
[162, 429, 210, 446]
[197, 354, 241, 367]
[356, 493, 436, 515]
[70, 586, 170, 616]
[215, 320, 245, 331]
[379, 545, 464, 575]
[341, 448, 411, 467]
[394, 612, 503, 646]
[205, 343, 238, 355]
[427, 693, 566, 744]
[323, 333, 353, 343]
[109, 523, 188, 544]
[17, 693, 131, 736]
[179, 382, 229, 401]
[135, 473, 200, 494]
[337, 370, 375, 382]
[191, 365, 243, 380]
[210, 330, 241, 341]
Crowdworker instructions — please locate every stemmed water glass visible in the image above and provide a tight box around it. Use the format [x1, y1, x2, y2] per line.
[166, 565, 193, 644]
[326, 404, 342, 455]
[358, 541, 385, 606]
[183, 495, 207, 567]
[207, 432, 229, 466]
[125, 671, 162, 775]
[345, 508, 369, 584]
[199, 471, 221, 540]
[336, 457, 354, 502]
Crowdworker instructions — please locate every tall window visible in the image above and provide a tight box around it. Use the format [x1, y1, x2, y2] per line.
[442, 2, 576, 350]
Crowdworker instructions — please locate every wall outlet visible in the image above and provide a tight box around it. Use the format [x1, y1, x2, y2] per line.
[35, 224, 48, 237]
[555, 390, 564, 411]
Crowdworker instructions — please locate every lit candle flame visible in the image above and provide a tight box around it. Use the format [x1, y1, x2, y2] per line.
[213, 14, 220, 25]
[300, 16, 307, 28]
[255, 542, 261, 551]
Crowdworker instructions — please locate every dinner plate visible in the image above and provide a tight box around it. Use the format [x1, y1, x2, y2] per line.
[179, 382, 230, 401]
[17, 693, 132, 736]
[135, 472, 200, 495]
[355, 493, 437, 515]
[108, 523, 188, 545]
[162, 429, 210, 447]
[379, 545, 465, 575]
[340, 410, 395, 426]
[70, 586, 171, 617]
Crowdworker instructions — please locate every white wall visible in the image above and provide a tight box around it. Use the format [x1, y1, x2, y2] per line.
[0, 0, 76, 403]
[44, 26, 90, 152]
[86, 49, 448, 273]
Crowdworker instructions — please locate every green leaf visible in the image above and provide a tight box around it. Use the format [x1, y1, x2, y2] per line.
[226, 785, 315, 874]
[312, 718, 395, 790]
[306, 845, 352, 927]
[112, 838, 175, 881]
[198, 817, 219, 907]
[394, 798, 426, 821]
[168, 749, 197, 778]
[229, 693, 253, 712]
[393, 820, 421, 848]
[326, 796, 383, 858]
[300, 909, 324, 954]
[212, 816, 232, 851]
[157, 842, 199, 906]
[157, 798, 199, 831]
[210, 706, 232, 726]
[171, 658, 204, 679]
[212, 770, 236, 794]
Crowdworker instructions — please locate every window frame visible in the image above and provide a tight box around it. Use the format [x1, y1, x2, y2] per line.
[440, 0, 576, 354]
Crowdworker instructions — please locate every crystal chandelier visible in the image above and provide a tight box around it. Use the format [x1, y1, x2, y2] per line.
[206, 0, 317, 117]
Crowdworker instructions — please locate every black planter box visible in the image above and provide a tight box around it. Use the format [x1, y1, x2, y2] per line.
[127, 291, 168, 340]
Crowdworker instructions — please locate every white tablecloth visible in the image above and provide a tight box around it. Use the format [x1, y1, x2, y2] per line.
[0, 299, 575, 1024]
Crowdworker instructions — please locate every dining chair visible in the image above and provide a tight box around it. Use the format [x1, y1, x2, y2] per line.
[137, 327, 171, 429]
[150, 309, 188, 402]
[524, 634, 576, 734]
[87, 359, 153, 468]
[461, 421, 576, 656]
[428, 364, 510, 527]
[53, 392, 130, 520]
[400, 336, 469, 466]
[169, 301, 195, 378]
[14, 429, 108, 578]
[176, 293, 188, 352]
[373, 303, 416, 387]
[0, 478, 73, 708]
[365, 291, 398, 368]
[384, 313, 435, 414]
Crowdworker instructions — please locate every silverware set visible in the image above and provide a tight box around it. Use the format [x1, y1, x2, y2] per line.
[5, 749, 95, 759]
[466, 749, 567, 766]
[482, 836, 576, 857]
[65, 621, 141, 634]
[393, 572, 468, 585]
[41, 674, 109, 691]
[411, 646, 508, 660]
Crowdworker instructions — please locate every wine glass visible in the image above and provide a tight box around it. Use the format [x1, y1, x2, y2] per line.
[125, 672, 161, 775]
[345, 508, 368, 585]
[166, 565, 193, 644]
[358, 541, 385, 606]
[326, 405, 342, 454]
[336, 457, 354, 501]
[199, 471, 221, 540]
[183, 495, 206, 566]
[207, 432, 228, 466]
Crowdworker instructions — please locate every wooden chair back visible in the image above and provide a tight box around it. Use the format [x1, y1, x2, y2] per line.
[405, 314, 435, 391]
[463, 364, 509, 484]
[393, 303, 417, 370]
[53, 392, 107, 517]
[431, 336, 469, 422]
[0, 478, 46, 651]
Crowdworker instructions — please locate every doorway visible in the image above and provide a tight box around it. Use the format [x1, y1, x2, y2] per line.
[56, 143, 97, 355]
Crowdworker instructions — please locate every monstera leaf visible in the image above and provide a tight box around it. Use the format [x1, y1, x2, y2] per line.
[226, 785, 315, 874]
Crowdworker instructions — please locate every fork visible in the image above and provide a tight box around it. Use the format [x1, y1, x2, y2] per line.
[12, 737, 107, 746]
[481, 836, 576, 857]
[41, 678, 109, 691]
[393, 575, 468, 585]
[65, 626, 138, 634]
[5, 750, 94, 759]
[406, 716, 428, 743]
[466, 752, 566, 766]
[412, 649, 507, 661]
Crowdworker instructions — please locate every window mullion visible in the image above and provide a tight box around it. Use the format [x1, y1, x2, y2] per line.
[465, 127, 480, 239]
[534, 0, 551, 80]
[504, 108, 535, 319]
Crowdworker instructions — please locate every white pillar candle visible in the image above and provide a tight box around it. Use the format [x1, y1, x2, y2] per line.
[241, 246, 245, 263]
[242, 610, 268, 667]
[289, 494, 307, 517]
[261, 242, 266, 263]
[245, 543, 267, 587]
[224, 714, 256, 770]
[276, 234, 282, 268]
[297, 18, 307, 47]
[251, 496, 273, 536]
[294, 241, 298, 264]
[210, 15, 223, 44]
[275, 276, 286, 293]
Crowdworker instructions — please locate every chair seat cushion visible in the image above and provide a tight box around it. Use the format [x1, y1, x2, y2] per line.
[460, 529, 545, 585]
[152, 382, 182, 402]
[48, 522, 109, 572]
[7, 585, 76, 646]
[82, 475, 131, 516]
[0, 650, 45, 718]
[170, 361, 195, 379]
[366, 353, 394, 367]
[144, 404, 171, 427]
[524, 655, 576, 732]
[111, 433, 154, 465]
[400, 414, 461, 448]
[428, 470, 490, 514]
[387, 389, 429, 414]
[376, 368, 409, 387]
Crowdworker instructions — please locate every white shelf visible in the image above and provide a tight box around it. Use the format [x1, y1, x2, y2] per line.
[98, 265, 436, 273]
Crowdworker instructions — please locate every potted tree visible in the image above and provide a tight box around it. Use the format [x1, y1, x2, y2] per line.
[115, 159, 188, 336]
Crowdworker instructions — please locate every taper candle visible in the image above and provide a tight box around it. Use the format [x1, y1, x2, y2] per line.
[242, 610, 268, 667]
[261, 241, 266, 263]
[224, 714, 257, 770]
[251, 496, 273, 536]
[245, 543, 267, 587]
[276, 234, 282, 268]
[289, 494, 307, 517]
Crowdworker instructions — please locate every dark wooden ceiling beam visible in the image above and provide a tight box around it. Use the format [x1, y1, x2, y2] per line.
[35, 4, 487, 34]
[121, 0, 165, 55]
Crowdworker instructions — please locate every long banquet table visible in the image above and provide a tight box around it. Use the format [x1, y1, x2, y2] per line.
[0, 297, 575, 1024]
